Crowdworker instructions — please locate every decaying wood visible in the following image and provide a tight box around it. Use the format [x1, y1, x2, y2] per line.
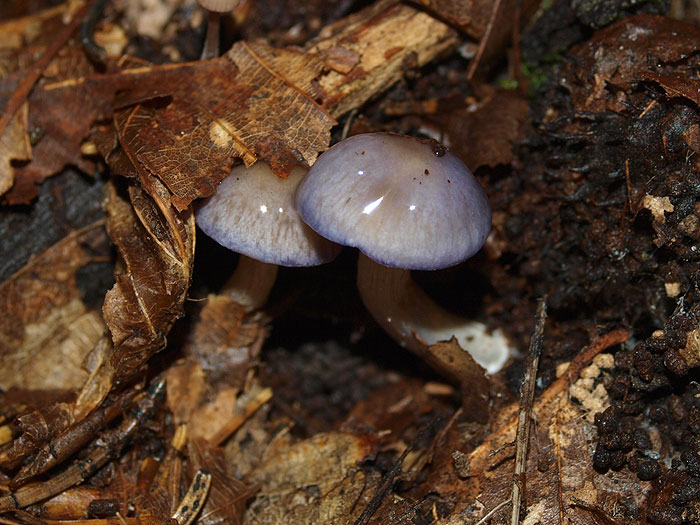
[308, 0, 460, 119]
[468, 329, 630, 522]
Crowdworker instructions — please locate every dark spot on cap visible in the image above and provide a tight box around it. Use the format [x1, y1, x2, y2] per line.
[424, 169, 430, 175]
[430, 141, 446, 157]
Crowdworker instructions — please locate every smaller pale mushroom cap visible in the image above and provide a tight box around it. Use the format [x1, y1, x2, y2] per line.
[197, 0, 239, 12]
[295, 133, 491, 270]
[196, 162, 340, 266]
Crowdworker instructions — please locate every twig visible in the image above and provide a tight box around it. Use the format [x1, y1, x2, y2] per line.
[210, 386, 272, 446]
[0, 0, 95, 139]
[354, 446, 411, 525]
[11, 387, 139, 489]
[341, 109, 358, 140]
[466, 0, 504, 80]
[511, 299, 547, 524]
[0, 378, 166, 512]
[476, 498, 512, 525]
[548, 328, 629, 399]
[81, 0, 108, 63]
[170, 469, 212, 525]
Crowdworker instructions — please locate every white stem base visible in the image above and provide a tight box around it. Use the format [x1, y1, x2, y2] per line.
[357, 253, 510, 376]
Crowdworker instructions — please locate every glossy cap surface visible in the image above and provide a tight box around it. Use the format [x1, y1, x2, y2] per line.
[196, 162, 341, 266]
[295, 133, 491, 270]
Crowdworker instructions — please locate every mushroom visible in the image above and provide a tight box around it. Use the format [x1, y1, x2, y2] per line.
[295, 133, 510, 376]
[196, 0, 239, 59]
[196, 161, 340, 310]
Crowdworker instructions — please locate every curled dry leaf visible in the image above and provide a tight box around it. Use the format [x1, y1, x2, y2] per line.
[102, 180, 195, 380]
[0, 402, 74, 471]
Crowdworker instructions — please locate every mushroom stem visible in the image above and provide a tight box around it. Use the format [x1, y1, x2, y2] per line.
[356, 253, 509, 376]
[220, 254, 278, 312]
[201, 11, 221, 59]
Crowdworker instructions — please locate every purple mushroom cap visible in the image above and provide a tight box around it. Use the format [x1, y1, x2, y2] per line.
[196, 162, 340, 266]
[295, 133, 491, 270]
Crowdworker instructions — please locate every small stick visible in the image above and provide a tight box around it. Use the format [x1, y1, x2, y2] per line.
[466, 0, 504, 80]
[354, 446, 412, 525]
[81, 0, 109, 63]
[170, 469, 212, 525]
[11, 388, 139, 489]
[511, 298, 547, 524]
[477, 498, 512, 525]
[0, 378, 166, 512]
[210, 387, 272, 446]
[0, 0, 95, 139]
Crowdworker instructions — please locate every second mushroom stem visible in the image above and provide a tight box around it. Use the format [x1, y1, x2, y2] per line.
[356, 253, 508, 378]
[201, 11, 221, 60]
[221, 254, 278, 312]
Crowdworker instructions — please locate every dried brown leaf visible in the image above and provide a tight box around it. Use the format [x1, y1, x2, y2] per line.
[166, 360, 207, 425]
[188, 439, 254, 525]
[0, 402, 74, 471]
[0, 100, 30, 195]
[566, 15, 700, 113]
[0, 12, 113, 203]
[460, 339, 640, 523]
[113, 45, 335, 211]
[0, 225, 108, 392]
[342, 379, 434, 443]
[440, 87, 529, 169]
[245, 432, 378, 524]
[4, 2, 461, 214]
[185, 294, 265, 388]
[102, 179, 195, 380]
[640, 70, 700, 107]
[72, 336, 116, 422]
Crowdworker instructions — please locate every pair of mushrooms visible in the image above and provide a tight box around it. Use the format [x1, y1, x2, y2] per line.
[196, 133, 510, 375]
